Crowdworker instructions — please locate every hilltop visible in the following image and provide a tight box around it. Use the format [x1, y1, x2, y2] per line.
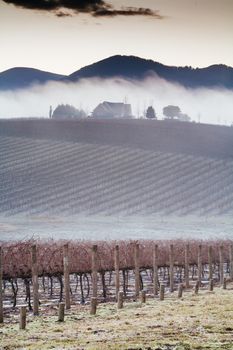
[0, 118, 233, 159]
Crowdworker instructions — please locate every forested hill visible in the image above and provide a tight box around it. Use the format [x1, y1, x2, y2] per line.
[0, 55, 233, 90]
[69, 55, 233, 89]
[0, 67, 65, 91]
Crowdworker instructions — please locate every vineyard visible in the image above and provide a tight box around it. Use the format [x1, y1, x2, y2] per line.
[0, 239, 232, 310]
[0, 134, 233, 216]
[0, 119, 233, 348]
[1, 119, 233, 159]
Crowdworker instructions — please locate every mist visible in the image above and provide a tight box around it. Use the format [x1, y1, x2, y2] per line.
[0, 75, 233, 125]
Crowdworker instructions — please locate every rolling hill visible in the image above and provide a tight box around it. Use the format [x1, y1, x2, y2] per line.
[0, 67, 65, 91]
[69, 55, 233, 89]
[0, 55, 233, 90]
[0, 118, 233, 159]
[0, 119, 232, 217]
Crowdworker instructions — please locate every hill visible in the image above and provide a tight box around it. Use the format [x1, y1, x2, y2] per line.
[0, 119, 233, 216]
[0, 118, 233, 159]
[69, 55, 233, 89]
[0, 67, 65, 90]
[1, 56, 233, 90]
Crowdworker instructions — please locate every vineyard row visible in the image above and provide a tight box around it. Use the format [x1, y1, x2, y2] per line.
[0, 239, 233, 319]
[1, 136, 233, 216]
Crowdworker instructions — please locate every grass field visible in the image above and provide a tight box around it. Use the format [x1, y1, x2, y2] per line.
[1, 285, 233, 350]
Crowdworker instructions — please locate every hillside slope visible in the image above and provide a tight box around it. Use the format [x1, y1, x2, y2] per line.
[0, 119, 233, 160]
[0, 135, 232, 216]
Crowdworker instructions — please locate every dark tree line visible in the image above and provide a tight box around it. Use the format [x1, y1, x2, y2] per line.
[146, 104, 190, 122]
[52, 104, 86, 119]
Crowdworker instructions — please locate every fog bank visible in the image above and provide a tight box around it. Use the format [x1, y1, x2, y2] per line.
[0, 75, 233, 125]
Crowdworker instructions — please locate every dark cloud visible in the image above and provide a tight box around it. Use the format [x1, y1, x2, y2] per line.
[56, 11, 72, 17]
[93, 7, 162, 18]
[2, 0, 163, 18]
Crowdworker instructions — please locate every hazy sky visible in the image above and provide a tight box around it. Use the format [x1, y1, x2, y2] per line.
[0, 0, 233, 74]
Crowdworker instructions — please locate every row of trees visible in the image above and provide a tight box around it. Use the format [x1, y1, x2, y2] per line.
[51, 103, 191, 122]
[1, 239, 231, 280]
[146, 105, 191, 122]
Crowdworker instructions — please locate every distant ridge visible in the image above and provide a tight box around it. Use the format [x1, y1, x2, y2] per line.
[69, 55, 233, 89]
[0, 67, 65, 90]
[0, 55, 233, 90]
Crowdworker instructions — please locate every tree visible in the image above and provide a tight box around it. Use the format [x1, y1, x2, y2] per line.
[163, 105, 191, 122]
[146, 106, 156, 119]
[178, 113, 191, 122]
[52, 104, 86, 119]
[163, 105, 181, 119]
[49, 105, 52, 119]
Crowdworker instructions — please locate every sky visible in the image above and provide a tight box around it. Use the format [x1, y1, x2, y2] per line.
[0, 0, 233, 74]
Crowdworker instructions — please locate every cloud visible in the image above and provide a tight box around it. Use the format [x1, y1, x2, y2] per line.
[56, 11, 72, 17]
[2, 0, 163, 18]
[92, 7, 162, 18]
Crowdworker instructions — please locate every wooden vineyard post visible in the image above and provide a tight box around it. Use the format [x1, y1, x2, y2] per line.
[208, 246, 213, 282]
[19, 306, 27, 330]
[58, 302, 65, 322]
[90, 297, 97, 315]
[223, 277, 227, 290]
[230, 244, 233, 281]
[194, 281, 199, 295]
[153, 244, 159, 296]
[184, 244, 189, 289]
[134, 243, 140, 298]
[0, 246, 3, 323]
[219, 245, 224, 286]
[197, 244, 202, 285]
[209, 279, 214, 292]
[160, 284, 165, 301]
[92, 245, 98, 299]
[117, 291, 124, 309]
[31, 245, 39, 316]
[114, 245, 120, 301]
[169, 244, 174, 293]
[63, 244, 70, 310]
[140, 290, 146, 303]
[178, 283, 183, 298]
